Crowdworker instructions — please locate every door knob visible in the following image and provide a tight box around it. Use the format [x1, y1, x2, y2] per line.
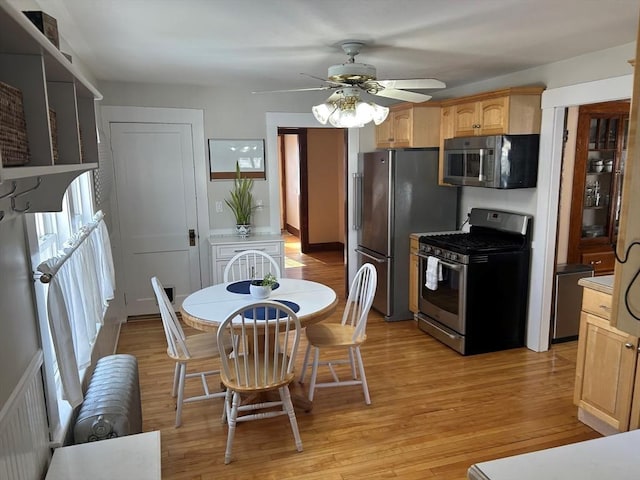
[188, 229, 196, 246]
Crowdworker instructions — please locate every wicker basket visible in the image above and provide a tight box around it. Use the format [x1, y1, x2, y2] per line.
[0, 81, 30, 166]
[49, 108, 58, 163]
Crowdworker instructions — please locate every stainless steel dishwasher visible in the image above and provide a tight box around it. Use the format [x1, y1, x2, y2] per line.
[551, 264, 594, 343]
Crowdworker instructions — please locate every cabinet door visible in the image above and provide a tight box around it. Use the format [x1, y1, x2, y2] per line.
[375, 118, 394, 148]
[478, 97, 508, 135]
[391, 109, 413, 146]
[566, 101, 630, 269]
[409, 238, 419, 313]
[574, 311, 637, 431]
[453, 102, 478, 137]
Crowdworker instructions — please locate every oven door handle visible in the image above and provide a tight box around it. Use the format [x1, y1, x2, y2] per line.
[416, 252, 463, 271]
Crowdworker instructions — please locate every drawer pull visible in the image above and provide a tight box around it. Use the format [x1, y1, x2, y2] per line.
[625, 343, 634, 349]
[233, 248, 266, 253]
[599, 304, 611, 312]
[590, 260, 602, 265]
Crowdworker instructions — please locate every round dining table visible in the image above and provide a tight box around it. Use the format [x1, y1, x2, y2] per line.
[180, 278, 338, 412]
[181, 277, 338, 332]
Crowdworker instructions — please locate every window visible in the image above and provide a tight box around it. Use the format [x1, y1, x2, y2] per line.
[29, 171, 96, 444]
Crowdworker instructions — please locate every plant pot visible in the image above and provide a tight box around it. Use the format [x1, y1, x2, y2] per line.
[236, 224, 251, 238]
[249, 281, 271, 299]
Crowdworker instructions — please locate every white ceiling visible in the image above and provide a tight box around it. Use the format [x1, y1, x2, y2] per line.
[14, 0, 640, 96]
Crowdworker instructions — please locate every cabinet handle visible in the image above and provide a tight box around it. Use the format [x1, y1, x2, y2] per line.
[625, 342, 634, 349]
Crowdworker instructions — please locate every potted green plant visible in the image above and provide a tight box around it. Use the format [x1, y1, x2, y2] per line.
[225, 162, 256, 237]
[250, 272, 278, 299]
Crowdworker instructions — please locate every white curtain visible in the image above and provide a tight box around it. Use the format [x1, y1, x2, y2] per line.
[37, 211, 115, 408]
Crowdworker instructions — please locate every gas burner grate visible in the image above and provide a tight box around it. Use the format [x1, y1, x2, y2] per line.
[420, 232, 527, 254]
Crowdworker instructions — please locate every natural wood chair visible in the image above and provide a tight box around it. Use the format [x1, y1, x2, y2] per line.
[298, 263, 377, 404]
[216, 301, 303, 464]
[150, 276, 227, 427]
[223, 249, 281, 282]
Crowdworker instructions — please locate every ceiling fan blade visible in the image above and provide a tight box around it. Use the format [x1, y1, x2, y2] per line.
[301, 72, 350, 87]
[252, 86, 335, 94]
[373, 88, 432, 103]
[377, 79, 446, 90]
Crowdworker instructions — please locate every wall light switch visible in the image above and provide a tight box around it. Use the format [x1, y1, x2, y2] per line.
[215, 201, 223, 213]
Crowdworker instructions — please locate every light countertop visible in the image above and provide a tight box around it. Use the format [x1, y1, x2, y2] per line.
[45, 431, 161, 480]
[468, 429, 640, 479]
[209, 233, 285, 245]
[578, 274, 614, 295]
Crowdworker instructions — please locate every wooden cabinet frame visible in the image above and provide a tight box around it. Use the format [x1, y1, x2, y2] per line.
[567, 100, 630, 275]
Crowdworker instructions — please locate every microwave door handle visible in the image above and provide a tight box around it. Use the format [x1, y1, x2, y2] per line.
[478, 149, 486, 182]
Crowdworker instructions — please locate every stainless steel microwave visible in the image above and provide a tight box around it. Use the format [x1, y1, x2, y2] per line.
[443, 134, 540, 188]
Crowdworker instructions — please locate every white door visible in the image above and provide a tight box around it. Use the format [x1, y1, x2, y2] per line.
[111, 122, 201, 316]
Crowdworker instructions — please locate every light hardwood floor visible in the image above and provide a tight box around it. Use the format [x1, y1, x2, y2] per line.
[117, 237, 600, 479]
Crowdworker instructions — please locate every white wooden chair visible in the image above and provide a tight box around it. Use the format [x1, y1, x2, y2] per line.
[298, 263, 377, 404]
[150, 276, 227, 427]
[216, 301, 303, 464]
[223, 249, 281, 282]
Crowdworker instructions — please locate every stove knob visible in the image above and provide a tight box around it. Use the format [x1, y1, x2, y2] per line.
[435, 249, 441, 255]
[449, 253, 458, 261]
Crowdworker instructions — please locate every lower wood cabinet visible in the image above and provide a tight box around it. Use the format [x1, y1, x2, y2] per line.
[574, 279, 640, 434]
[209, 234, 284, 285]
[409, 236, 419, 314]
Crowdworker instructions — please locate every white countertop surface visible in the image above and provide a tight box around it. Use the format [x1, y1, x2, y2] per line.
[45, 431, 161, 480]
[578, 274, 614, 294]
[468, 429, 640, 480]
[209, 233, 285, 245]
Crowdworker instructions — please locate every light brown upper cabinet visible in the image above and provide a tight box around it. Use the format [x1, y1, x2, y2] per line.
[567, 100, 630, 275]
[441, 87, 544, 138]
[438, 86, 544, 184]
[375, 102, 441, 148]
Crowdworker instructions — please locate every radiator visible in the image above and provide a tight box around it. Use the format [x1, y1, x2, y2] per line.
[73, 354, 142, 444]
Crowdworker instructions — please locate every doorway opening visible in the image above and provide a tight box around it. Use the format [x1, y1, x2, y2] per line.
[277, 127, 347, 290]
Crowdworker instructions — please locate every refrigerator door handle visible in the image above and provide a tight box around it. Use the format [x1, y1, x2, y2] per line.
[355, 248, 387, 263]
[352, 173, 363, 230]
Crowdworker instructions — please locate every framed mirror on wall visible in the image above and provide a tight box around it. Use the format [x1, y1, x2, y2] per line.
[209, 139, 265, 180]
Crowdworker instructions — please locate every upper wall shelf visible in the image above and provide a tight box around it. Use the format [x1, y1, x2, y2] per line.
[0, 1, 102, 211]
[0, 1, 100, 99]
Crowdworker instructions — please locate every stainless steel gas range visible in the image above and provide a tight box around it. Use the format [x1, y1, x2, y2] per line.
[416, 208, 532, 355]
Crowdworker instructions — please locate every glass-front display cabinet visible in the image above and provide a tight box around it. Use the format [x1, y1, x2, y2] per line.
[568, 100, 630, 275]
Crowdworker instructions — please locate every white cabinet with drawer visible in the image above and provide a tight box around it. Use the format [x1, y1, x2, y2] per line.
[209, 234, 285, 284]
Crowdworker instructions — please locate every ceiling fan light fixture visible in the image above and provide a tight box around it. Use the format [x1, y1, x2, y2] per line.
[312, 102, 336, 125]
[369, 102, 390, 125]
[313, 91, 389, 128]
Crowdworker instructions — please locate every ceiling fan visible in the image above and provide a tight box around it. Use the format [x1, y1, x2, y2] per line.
[253, 40, 446, 104]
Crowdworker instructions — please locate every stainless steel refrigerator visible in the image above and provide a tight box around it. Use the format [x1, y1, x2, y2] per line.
[355, 149, 458, 321]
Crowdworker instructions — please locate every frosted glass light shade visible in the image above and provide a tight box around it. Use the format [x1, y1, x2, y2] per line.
[313, 97, 389, 128]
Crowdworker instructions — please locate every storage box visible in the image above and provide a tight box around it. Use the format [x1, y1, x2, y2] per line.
[23, 11, 59, 49]
[0, 81, 30, 166]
